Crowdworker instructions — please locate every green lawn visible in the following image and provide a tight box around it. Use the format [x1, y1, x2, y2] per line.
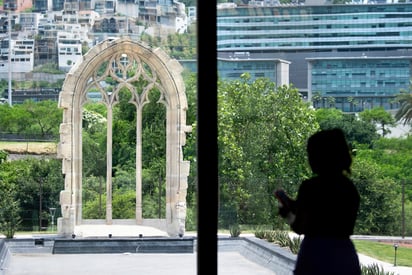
[354, 240, 412, 267]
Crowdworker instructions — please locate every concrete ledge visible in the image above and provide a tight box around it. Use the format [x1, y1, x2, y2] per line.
[3, 238, 54, 254]
[0, 239, 10, 275]
[1, 238, 54, 275]
[219, 236, 296, 275]
[52, 237, 195, 254]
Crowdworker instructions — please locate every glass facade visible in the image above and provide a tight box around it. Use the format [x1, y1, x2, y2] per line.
[217, 3, 412, 111]
[308, 57, 411, 111]
[218, 58, 275, 80]
[217, 4, 412, 51]
[217, 56, 291, 87]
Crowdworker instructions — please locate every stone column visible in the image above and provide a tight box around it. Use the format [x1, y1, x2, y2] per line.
[135, 106, 143, 224]
[106, 105, 113, 224]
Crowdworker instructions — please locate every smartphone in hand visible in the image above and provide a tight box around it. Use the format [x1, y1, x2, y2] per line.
[274, 189, 296, 223]
[274, 189, 290, 208]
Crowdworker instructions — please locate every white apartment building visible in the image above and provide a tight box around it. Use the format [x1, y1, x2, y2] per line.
[0, 38, 35, 73]
[57, 32, 83, 72]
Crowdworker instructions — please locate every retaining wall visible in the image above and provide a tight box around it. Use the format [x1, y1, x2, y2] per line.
[219, 236, 296, 275]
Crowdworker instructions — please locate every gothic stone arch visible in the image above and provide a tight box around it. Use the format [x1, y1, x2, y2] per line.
[56, 37, 191, 237]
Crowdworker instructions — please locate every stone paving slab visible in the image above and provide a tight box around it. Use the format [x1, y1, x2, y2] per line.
[73, 225, 169, 238]
[3, 252, 276, 275]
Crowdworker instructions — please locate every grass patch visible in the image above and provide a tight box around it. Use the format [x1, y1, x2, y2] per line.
[354, 240, 412, 267]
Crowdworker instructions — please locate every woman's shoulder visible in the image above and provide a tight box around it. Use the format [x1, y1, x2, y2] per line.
[301, 174, 354, 188]
[299, 177, 323, 192]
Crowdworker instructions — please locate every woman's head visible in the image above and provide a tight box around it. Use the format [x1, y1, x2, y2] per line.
[307, 128, 352, 175]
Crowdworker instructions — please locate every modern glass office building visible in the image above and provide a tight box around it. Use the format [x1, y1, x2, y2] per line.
[308, 56, 412, 111]
[218, 54, 291, 86]
[217, 3, 412, 111]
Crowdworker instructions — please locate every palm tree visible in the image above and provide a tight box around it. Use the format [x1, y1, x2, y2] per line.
[395, 91, 412, 125]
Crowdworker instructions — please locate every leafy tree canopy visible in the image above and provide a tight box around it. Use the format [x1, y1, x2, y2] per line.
[218, 74, 319, 226]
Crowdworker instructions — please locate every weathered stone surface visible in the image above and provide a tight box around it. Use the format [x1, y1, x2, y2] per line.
[57, 37, 190, 237]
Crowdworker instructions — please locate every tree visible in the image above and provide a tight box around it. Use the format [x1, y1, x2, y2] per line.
[315, 108, 379, 147]
[395, 91, 412, 125]
[19, 100, 62, 138]
[218, 74, 319, 227]
[359, 107, 396, 137]
[356, 136, 412, 201]
[315, 108, 343, 124]
[311, 91, 322, 108]
[0, 158, 63, 231]
[0, 179, 21, 238]
[1, 100, 62, 139]
[352, 158, 401, 235]
[0, 104, 16, 133]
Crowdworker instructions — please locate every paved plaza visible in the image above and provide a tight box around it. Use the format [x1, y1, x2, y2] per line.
[4, 249, 412, 275]
[2, 228, 412, 275]
[4, 251, 277, 275]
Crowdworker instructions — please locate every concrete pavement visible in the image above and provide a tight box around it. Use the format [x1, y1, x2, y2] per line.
[4, 251, 412, 275]
[2, 230, 412, 275]
[3, 251, 277, 275]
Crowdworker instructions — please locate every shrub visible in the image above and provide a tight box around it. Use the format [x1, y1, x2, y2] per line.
[254, 227, 267, 239]
[361, 263, 395, 275]
[229, 224, 241, 237]
[254, 229, 302, 254]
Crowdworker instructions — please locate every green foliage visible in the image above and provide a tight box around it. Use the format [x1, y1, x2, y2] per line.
[404, 201, 412, 235]
[358, 107, 396, 137]
[82, 104, 107, 179]
[229, 224, 241, 237]
[0, 100, 62, 139]
[21, 100, 62, 137]
[112, 190, 136, 219]
[354, 240, 412, 267]
[0, 180, 21, 238]
[355, 137, 412, 229]
[0, 103, 18, 132]
[315, 107, 344, 122]
[182, 73, 197, 210]
[82, 176, 105, 219]
[394, 90, 412, 125]
[0, 73, 410, 236]
[83, 193, 106, 219]
[32, 63, 65, 74]
[0, 150, 7, 163]
[218, 75, 318, 227]
[360, 263, 395, 275]
[81, 76, 190, 221]
[352, 159, 401, 235]
[254, 227, 267, 239]
[0, 158, 63, 231]
[315, 108, 379, 147]
[184, 205, 197, 231]
[254, 230, 301, 254]
[166, 31, 196, 59]
[357, 137, 412, 186]
[288, 236, 302, 254]
[83, 93, 136, 219]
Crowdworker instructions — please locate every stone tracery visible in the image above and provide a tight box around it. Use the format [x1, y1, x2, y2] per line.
[57, 37, 191, 237]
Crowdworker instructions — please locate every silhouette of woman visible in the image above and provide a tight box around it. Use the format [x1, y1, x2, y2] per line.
[276, 128, 361, 275]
